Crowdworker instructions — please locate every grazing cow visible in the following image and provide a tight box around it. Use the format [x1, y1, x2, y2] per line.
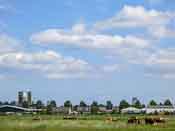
[145, 117, 165, 125]
[105, 117, 118, 123]
[105, 117, 113, 123]
[154, 117, 166, 123]
[63, 116, 77, 120]
[128, 117, 141, 124]
[145, 118, 154, 125]
[32, 116, 42, 121]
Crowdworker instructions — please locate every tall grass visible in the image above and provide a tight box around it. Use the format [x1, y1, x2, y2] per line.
[0, 115, 175, 131]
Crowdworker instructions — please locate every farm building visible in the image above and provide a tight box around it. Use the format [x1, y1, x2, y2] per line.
[56, 106, 72, 114]
[77, 106, 91, 114]
[0, 105, 41, 114]
[142, 106, 175, 114]
[121, 107, 142, 114]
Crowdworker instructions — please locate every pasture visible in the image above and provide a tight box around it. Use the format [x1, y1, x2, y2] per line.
[0, 115, 175, 131]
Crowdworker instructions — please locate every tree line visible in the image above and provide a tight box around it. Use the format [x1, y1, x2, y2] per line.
[0, 98, 173, 114]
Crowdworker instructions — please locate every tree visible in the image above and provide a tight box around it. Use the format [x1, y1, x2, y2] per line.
[36, 100, 44, 109]
[149, 100, 157, 106]
[133, 100, 142, 109]
[64, 100, 72, 108]
[106, 100, 113, 110]
[50, 100, 57, 108]
[91, 101, 99, 114]
[159, 102, 163, 106]
[80, 101, 87, 107]
[119, 100, 130, 110]
[3, 101, 9, 105]
[46, 103, 53, 114]
[164, 99, 172, 106]
[46, 100, 57, 114]
[10, 101, 16, 106]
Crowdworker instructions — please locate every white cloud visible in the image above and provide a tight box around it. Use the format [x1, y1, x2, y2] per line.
[145, 49, 175, 78]
[0, 50, 122, 79]
[0, 50, 95, 79]
[0, 34, 21, 53]
[149, 26, 175, 38]
[31, 23, 150, 50]
[29, 6, 175, 79]
[95, 5, 173, 29]
[102, 64, 120, 72]
[94, 5, 175, 39]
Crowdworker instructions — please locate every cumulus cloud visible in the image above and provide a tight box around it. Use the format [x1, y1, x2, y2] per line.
[0, 34, 21, 53]
[94, 5, 175, 39]
[30, 22, 152, 65]
[31, 27, 149, 49]
[145, 49, 175, 78]
[0, 50, 96, 79]
[149, 26, 175, 38]
[102, 64, 120, 72]
[95, 5, 173, 29]
[0, 48, 121, 79]
[28, 5, 175, 79]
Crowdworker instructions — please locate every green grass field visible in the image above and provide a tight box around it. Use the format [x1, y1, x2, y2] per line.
[0, 115, 175, 131]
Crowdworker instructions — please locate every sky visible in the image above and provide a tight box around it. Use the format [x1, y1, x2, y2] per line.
[0, 0, 175, 105]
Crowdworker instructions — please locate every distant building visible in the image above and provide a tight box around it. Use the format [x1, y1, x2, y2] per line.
[56, 106, 72, 114]
[0, 105, 42, 114]
[142, 105, 175, 114]
[121, 107, 142, 114]
[112, 106, 119, 113]
[77, 106, 91, 114]
[18, 91, 32, 106]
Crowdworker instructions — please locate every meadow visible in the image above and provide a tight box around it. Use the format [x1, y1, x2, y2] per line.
[0, 115, 175, 131]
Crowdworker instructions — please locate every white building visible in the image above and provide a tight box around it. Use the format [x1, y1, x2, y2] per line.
[142, 106, 175, 114]
[121, 107, 142, 114]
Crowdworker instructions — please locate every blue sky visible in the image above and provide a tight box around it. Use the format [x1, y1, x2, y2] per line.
[0, 0, 175, 105]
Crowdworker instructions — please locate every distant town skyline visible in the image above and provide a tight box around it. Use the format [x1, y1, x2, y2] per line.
[0, 0, 175, 104]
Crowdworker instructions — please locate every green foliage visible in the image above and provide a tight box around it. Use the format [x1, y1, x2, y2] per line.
[106, 100, 113, 110]
[64, 100, 72, 107]
[80, 101, 87, 107]
[149, 100, 157, 106]
[119, 100, 130, 110]
[36, 100, 44, 109]
[132, 100, 143, 109]
[46, 100, 57, 114]
[164, 99, 172, 106]
[91, 101, 99, 114]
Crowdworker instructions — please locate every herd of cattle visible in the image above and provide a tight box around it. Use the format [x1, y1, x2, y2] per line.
[127, 116, 166, 125]
[32, 116, 167, 125]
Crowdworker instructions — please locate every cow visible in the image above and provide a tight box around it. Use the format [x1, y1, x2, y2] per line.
[145, 117, 154, 125]
[128, 117, 142, 124]
[153, 117, 166, 123]
[63, 116, 77, 120]
[105, 117, 113, 123]
[144, 117, 166, 125]
[32, 116, 42, 121]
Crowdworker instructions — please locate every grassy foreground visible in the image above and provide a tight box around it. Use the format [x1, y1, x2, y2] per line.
[0, 115, 175, 131]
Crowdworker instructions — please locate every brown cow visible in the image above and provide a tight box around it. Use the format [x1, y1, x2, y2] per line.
[128, 117, 142, 124]
[63, 116, 77, 120]
[154, 117, 166, 123]
[145, 117, 165, 125]
[32, 116, 42, 121]
[145, 117, 154, 125]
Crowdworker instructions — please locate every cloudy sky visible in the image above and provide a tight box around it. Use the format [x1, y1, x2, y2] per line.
[0, 0, 175, 105]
